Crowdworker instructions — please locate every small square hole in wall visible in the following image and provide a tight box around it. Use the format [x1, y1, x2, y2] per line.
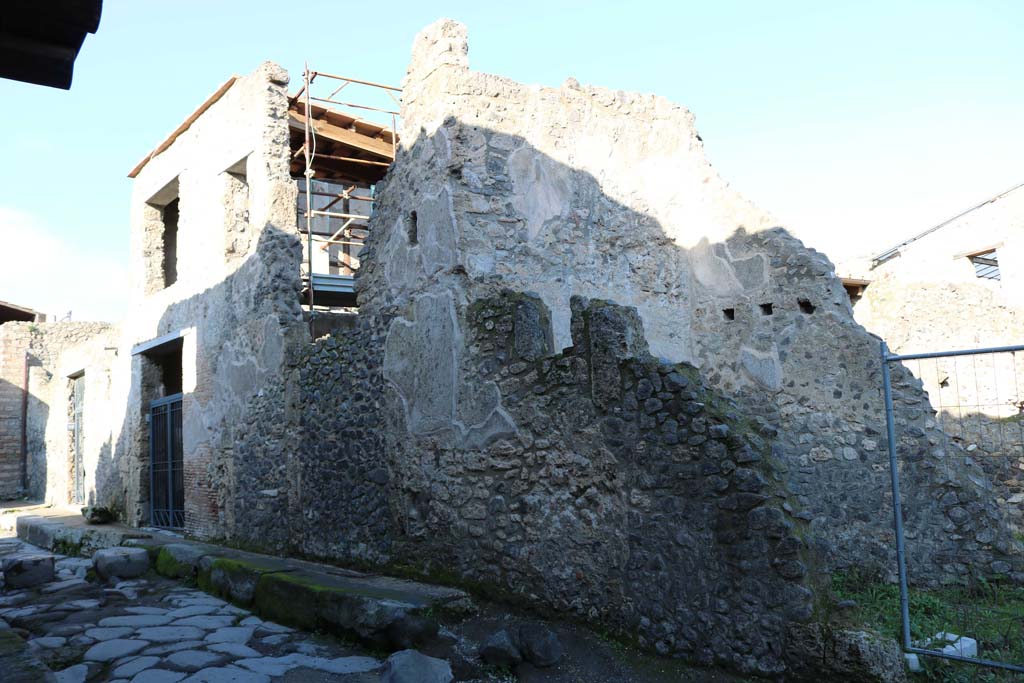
[407, 211, 418, 245]
[798, 299, 815, 314]
[722, 308, 735, 321]
[759, 303, 773, 316]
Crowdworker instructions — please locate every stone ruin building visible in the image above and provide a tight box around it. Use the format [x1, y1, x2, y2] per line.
[1, 18, 1022, 679]
[839, 183, 1024, 533]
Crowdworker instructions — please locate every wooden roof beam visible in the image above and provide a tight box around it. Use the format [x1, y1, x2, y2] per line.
[287, 111, 394, 160]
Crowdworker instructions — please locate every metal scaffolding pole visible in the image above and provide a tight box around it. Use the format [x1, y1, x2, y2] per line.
[303, 64, 316, 327]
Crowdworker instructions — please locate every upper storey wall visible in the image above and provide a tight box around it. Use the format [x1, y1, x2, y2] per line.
[364, 20, 850, 372]
[128, 62, 298, 320]
[869, 185, 1024, 298]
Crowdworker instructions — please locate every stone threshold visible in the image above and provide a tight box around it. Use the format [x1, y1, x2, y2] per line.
[14, 512, 474, 652]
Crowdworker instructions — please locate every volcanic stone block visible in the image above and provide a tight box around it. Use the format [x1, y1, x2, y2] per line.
[92, 547, 150, 580]
[1, 555, 54, 588]
[380, 649, 453, 683]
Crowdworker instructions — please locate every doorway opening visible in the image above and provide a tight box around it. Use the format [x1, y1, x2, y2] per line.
[142, 339, 184, 528]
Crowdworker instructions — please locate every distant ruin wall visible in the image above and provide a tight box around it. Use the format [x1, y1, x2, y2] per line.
[0, 321, 116, 503]
[0, 323, 32, 498]
[856, 274, 1024, 532]
[847, 185, 1024, 532]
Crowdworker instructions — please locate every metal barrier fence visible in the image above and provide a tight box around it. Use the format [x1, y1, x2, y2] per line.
[882, 342, 1024, 676]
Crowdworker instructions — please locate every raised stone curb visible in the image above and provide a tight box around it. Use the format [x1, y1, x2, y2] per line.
[15, 512, 475, 654]
[155, 544, 213, 579]
[16, 514, 151, 557]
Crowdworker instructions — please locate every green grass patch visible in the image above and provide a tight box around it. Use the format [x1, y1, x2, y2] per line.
[831, 570, 1024, 682]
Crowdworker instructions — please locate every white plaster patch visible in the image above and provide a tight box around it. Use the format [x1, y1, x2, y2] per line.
[689, 240, 743, 296]
[508, 147, 573, 241]
[739, 345, 782, 391]
[383, 292, 460, 435]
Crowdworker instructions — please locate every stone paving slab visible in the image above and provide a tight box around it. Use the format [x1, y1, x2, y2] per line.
[1, 511, 727, 683]
[15, 512, 474, 651]
[0, 536, 388, 682]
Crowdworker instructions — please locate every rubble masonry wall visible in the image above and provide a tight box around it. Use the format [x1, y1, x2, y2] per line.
[229, 20, 1022, 676]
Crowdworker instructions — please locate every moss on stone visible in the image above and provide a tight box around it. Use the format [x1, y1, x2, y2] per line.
[196, 565, 214, 594]
[201, 557, 254, 600]
[0, 629, 53, 683]
[253, 572, 322, 630]
[52, 537, 83, 558]
[155, 546, 194, 579]
[0, 630, 24, 657]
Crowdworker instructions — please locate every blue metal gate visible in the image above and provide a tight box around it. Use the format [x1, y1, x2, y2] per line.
[149, 393, 184, 528]
[882, 341, 1024, 676]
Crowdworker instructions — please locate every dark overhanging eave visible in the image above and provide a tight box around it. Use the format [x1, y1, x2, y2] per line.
[0, 0, 103, 90]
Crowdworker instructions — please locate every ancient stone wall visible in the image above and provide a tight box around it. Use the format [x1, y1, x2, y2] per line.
[397, 292, 816, 673]
[226, 290, 812, 674]
[11, 63, 307, 539]
[354, 18, 1022, 587]
[0, 322, 33, 498]
[119, 61, 306, 538]
[0, 321, 115, 503]
[247, 18, 1023, 674]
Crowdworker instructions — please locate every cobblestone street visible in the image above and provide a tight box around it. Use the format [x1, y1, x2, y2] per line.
[0, 537, 384, 682]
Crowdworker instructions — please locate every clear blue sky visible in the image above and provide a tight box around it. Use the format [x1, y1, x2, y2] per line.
[1, 1, 1021, 320]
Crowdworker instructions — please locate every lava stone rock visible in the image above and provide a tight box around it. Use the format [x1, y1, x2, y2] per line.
[479, 628, 521, 667]
[517, 623, 563, 668]
[81, 506, 116, 524]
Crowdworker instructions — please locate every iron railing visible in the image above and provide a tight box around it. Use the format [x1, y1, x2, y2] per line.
[882, 341, 1024, 676]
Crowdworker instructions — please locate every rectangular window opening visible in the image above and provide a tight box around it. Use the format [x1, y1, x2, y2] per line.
[162, 199, 179, 287]
[968, 249, 1000, 281]
[841, 279, 869, 307]
[224, 156, 250, 260]
[146, 177, 180, 291]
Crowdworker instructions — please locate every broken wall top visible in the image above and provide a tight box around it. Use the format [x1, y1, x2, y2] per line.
[365, 19, 850, 369]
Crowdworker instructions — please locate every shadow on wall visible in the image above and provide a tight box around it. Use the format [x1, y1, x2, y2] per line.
[64, 220, 304, 533]
[358, 115, 1022, 601]
[38, 109, 1018, 677]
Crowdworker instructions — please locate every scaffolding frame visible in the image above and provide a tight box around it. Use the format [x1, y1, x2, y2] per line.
[292, 66, 402, 317]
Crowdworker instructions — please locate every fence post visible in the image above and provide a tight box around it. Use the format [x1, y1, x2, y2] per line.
[881, 340, 913, 651]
